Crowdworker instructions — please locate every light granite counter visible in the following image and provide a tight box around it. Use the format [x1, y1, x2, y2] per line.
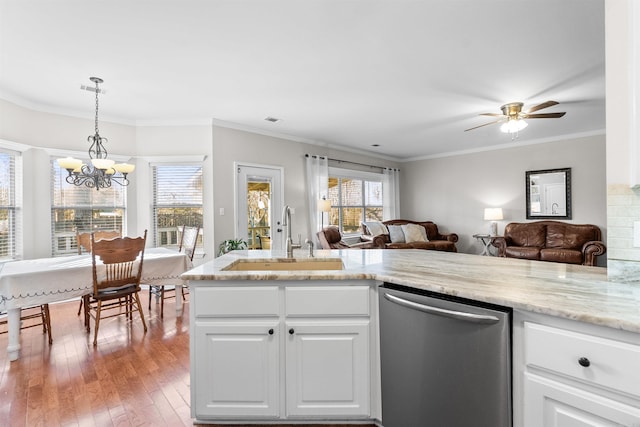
[181, 249, 640, 334]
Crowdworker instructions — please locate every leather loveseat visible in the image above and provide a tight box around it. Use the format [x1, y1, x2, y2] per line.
[491, 221, 606, 266]
[362, 219, 458, 252]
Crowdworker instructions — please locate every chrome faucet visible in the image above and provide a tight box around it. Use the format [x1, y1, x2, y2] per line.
[305, 238, 314, 257]
[282, 205, 301, 258]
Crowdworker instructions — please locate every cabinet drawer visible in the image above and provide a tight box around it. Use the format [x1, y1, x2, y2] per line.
[194, 286, 279, 317]
[285, 286, 370, 317]
[525, 322, 640, 398]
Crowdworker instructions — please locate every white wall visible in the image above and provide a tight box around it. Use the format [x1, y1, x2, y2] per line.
[212, 125, 400, 253]
[604, 0, 640, 280]
[133, 124, 214, 260]
[401, 135, 607, 264]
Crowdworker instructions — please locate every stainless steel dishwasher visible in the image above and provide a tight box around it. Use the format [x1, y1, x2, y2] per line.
[379, 283, 512, 427]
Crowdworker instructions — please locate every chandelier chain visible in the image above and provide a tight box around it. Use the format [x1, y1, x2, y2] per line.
[94, 79, 100, 135]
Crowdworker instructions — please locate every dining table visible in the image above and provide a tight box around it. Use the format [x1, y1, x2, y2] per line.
[0, 247, 192, 361]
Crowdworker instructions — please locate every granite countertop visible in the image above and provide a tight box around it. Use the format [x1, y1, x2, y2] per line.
[181, 249, 640, 334]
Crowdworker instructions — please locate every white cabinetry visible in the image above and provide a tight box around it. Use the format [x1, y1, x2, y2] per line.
[190, 281, 377, 423]
[515, 313, 640, 426]
[285, 285, 371, 417]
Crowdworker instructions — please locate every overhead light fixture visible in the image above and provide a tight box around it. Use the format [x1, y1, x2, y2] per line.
[57, 77, 134, 190]
[500, 118, 528, 134]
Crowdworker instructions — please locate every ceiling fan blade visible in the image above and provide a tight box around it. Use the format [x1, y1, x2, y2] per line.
[464, 120, 502, 132]
[526, 100, 559, 114]
[479, 113, 504, 117]
[523, 112, 566, 119]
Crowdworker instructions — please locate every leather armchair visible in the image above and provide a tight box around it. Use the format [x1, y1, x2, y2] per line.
[317, 226, 375, 249]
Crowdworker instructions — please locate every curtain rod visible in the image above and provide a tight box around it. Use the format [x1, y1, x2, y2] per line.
[305, 154, 399, 171]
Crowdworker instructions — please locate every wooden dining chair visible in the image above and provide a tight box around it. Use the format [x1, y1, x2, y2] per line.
[148, 225, 200, 318]
[0, 305, 52, 345]
[87, 230, 148, 346]
[76, 229, 121, 317]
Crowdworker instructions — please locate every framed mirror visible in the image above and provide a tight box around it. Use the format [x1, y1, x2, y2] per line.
[525, 168, 571, 219]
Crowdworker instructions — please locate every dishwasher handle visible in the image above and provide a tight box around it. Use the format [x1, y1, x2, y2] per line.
[383, 292, 500, 324]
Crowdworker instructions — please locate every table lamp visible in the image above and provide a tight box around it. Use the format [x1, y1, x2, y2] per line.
[318, 196, 331, 229]
[484, 207, 503, 236]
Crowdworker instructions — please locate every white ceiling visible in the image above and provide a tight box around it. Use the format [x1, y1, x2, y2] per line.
[0, 0, 605, 161]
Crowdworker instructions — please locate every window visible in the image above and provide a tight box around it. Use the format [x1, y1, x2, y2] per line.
[152, 164, 203, 247]
[328, 170, 383, 234]
[0, 148, 22, 261]
[51, 161, 126, 256]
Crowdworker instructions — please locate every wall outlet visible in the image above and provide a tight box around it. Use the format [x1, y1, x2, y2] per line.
[219, 208, 225, 216]
[634, 221, 640, 247]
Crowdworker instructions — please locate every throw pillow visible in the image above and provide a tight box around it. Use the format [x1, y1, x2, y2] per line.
[388, 225, 406, 243]
[363, 221, 389, 236]
[402, 223, 428, 243]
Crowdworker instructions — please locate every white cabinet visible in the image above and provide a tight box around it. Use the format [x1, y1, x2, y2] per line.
[190, 281, 377, 422]
[285, 321, 370, 417]
[193, 322, 280, 418]
[284, 284, 371, 418]
[515, 314, 640, 427]
[524, 372, 640, 426]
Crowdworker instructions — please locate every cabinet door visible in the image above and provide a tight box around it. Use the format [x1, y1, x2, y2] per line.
[524, 373, 640, 426]
[194, 322, 279, 419]
[285, 321, 370, 418]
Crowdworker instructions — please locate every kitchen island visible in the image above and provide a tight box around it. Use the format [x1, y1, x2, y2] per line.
[182, 249, 640, 426]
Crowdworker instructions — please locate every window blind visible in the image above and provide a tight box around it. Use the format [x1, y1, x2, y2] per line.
[152, 164, 203, 247]
[0, 148, 22, 261]
[50, 160, 126, 256]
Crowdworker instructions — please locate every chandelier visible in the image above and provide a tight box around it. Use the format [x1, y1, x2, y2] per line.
[57, 77, 134, 190]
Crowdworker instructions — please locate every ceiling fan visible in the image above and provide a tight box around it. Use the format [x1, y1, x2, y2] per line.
[464, 101, 566, 133]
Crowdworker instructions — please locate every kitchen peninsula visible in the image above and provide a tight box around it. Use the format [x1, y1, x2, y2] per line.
[182, 249, 640, 426]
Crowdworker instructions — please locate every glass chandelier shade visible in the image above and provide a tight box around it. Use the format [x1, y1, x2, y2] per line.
[500, 118, 528, 134]
[57, 77, 134, 190]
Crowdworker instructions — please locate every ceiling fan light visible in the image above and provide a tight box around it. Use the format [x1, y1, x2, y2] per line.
[500, 119, 528, 134]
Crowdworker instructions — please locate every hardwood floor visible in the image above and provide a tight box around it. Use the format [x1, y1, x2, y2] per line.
[0, 296, 376, 427]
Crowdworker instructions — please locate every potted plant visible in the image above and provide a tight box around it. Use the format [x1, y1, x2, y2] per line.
[217, 238, 247, 256]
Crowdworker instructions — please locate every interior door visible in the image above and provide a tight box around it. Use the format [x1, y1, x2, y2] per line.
[236, 164, 284, 251]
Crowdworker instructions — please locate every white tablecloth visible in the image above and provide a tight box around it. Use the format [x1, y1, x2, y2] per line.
[0, 247, 192, 311]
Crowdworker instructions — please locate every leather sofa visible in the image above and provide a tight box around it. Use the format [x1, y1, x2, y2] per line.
[491, 221, 606, 266]
[362, 219, 458, 252]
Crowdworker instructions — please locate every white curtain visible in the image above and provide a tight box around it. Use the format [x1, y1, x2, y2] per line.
[305, 155, 329, 243]
[383, 168, 400, 220]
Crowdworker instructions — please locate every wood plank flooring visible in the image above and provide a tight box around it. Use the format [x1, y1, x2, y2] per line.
[0, 296, 376, 427]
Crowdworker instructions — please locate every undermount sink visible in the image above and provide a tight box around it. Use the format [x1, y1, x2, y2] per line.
[223, 258, 344, 271]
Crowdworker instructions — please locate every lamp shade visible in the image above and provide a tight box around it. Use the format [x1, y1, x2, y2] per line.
[484, 208, 504, 221]
[318, 198, 331, 212]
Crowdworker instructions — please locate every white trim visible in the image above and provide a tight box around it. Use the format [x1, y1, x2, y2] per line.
[0, 139, 32, 153]
[213, 119, 403, 162]
[233, 161, 285, 246]
[144, 155, 207, 165]
[43, 147, 133, 162]
[403, 129, 606, 162]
